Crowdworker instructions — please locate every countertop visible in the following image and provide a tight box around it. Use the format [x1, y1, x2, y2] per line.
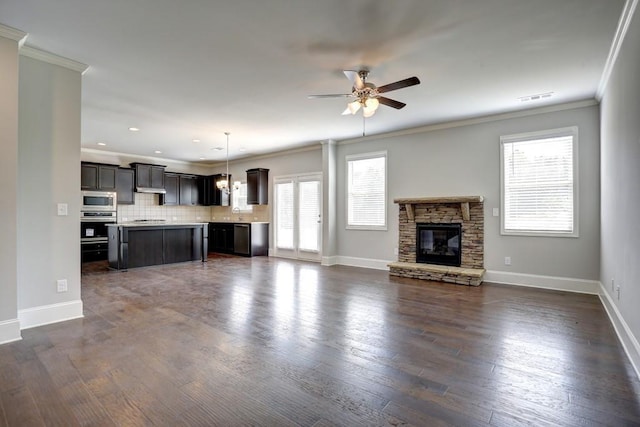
[107, 222, 209, 227]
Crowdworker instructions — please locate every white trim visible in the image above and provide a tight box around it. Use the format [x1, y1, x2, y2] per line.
[0, 319, 21, 345]
[321, 256, 339, 266]
[0, 23, 28, 44]
[599, 283, 640, 379]
[19, 45, 89, 74]
[484, 270, 599, 294]
[335, 256, 391, 271]
[596, 0, 639, 100]
[18, 300, 84, 330]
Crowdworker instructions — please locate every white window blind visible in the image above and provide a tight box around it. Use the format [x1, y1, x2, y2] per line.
[298, 180, 320, 251]
[275, 181, 294, 249]
[346, 152, 387, 230]
[232, 182, 252, 212]
[500, 127, 578, 237]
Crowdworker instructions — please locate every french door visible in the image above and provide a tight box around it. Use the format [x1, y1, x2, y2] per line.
[273, 173, 322, 261]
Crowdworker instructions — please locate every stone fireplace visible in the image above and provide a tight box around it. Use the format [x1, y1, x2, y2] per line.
[389, 196, 485, 286]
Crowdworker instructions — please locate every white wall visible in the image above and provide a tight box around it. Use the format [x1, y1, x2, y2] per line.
[599, 5, 640, 373]
[335, 104, 601, 290]
[0, 33, 21, 343]
[17, 54, 84, 327]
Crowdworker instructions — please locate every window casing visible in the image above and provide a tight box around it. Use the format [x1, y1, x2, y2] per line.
[500, 126, 578, 237]
[232, 182, 252, 212]
[346, 151, 387, 230]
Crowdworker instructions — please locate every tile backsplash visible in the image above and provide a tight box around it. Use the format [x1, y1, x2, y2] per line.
[117, 193, 270, 223]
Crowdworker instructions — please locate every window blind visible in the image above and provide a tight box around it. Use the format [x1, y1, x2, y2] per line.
[347, 153, 386, 229]
[298, 180, 320, 251]
[275, 181, 294, 249]
[502, 132, 575, 234]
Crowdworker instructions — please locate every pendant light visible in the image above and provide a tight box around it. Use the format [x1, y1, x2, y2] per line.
[216, 132, 242, 194]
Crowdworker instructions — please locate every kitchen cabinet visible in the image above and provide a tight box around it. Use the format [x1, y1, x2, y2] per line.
[160, 173, 199, 206]
[108, 223, 207, 270]
[160, 173, 179, 205]
[130, 162, 166, 191]
[246, 168, 269, 205]
[199, 174, 230, 206]
[116, 168, 135, 205]
[209, 222, 268, 256]
[209, 222, 234, 253]
[179, 175, 199, 206]
[81, 162, 118, 191]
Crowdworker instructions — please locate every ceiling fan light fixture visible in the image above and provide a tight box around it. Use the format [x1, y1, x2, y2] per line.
[347, 100, 362, 114]
[362, 108, 376, 118]
[362, 97, 379, 117]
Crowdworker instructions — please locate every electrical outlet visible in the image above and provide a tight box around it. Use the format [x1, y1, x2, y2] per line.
[56, 279, 68, 293]
[504, 256, 511, 266]
[57, 203, 68, 216]
[197, 216, 201, 220]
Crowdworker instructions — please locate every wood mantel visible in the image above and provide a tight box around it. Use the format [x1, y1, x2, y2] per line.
[393, 196, 484, 221]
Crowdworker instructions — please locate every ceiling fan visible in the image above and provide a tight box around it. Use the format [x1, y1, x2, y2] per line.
[308, 70, 420, 117]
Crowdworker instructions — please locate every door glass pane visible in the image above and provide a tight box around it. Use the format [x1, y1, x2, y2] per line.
[276, 182, 294, 249]
[298, 180, 320, 252]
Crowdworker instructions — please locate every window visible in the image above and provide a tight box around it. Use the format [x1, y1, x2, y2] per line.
[346, 151, 387, 230]
[232, 182, 252, 212]
[500, 127, 578, 237]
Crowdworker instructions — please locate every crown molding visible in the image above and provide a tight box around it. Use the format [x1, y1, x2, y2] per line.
[596, 0, 638, 100]
[338, 99, 599, 146]
[20, 45, 89, 74]
[0, 23, 27, 45]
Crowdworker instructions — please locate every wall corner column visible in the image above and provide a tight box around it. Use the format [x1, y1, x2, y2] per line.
[321, 140, 338, 265]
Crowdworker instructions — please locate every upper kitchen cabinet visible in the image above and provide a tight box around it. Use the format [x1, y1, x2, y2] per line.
[246, 168, 269, 205]
[81, 162, 118, 191]
[179, 175, 199, 206]
[116, 168, 135, 205]
[130, 162, 166, 192]
[159, 173, 179, 205]
[199, 174, 230, 206]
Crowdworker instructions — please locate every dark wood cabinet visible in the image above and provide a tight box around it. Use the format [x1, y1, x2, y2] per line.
[200, 174, 231, 206]
[81, 162, 118, 191]
[130, 163, 166, 190]
[116, 168, 135, 205]
[209, 222, 268, 256]
[160, 173, 199, 206]
[160, 173, 179, 205]
[179, 175, 199, 206]
[246, 168, 269, 205]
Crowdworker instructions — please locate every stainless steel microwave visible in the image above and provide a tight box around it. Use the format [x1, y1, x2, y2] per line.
[81, 191, 117, 211]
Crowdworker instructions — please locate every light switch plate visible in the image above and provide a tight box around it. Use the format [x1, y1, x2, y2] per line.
[57, 203, 68, 216]
[492, 208, 499, 217]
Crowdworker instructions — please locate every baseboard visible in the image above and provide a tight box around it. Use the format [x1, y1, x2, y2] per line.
[335, 256, 392, 271]
[599, 283, 640, 380]
[0, 318, 21, 345]
[18, 300, 84, 330]
[321, 256, 338, 266]
[483, 270, 599, 294]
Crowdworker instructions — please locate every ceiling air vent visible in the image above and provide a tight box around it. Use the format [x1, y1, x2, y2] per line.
[518, 92, 554, 102]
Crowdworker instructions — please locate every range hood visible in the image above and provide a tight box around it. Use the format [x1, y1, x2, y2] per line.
[135, 186, 166, 194]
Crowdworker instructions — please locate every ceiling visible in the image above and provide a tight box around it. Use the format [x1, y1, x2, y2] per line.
[0, 0, 625, 164]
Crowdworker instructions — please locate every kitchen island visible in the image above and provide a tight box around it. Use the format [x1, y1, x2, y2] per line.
[107, 222, 208, 270]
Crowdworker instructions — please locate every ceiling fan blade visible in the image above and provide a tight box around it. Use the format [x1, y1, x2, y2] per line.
[341, 107, 353, 115]
[377, 96, 406, 109]
[377, 77, 421, 94]
[344, 70, 365, 89]
[308, 94, 353, 99]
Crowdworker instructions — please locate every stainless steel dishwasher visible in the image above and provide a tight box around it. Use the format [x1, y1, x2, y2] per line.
[233, 223, 250, 256]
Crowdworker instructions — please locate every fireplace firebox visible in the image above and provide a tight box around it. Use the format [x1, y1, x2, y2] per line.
[416, 223, 462, 267]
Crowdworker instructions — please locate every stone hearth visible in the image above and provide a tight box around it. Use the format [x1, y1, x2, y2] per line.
[389, 196, 485, 286]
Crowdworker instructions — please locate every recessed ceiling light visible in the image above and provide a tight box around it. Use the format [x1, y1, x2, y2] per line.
[97, 142, 106, 146]
[192, 139, 200, 143]
[211, 147, 223, 151]
[199, 157, 205, 160]
[128, 127, 140, 132]
[239, 147, 246, 152]
[154, 150, 162, 154]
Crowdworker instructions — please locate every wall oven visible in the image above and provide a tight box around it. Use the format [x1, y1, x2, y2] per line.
[81, 191, 117, 211]
[81, 192, 117, 263]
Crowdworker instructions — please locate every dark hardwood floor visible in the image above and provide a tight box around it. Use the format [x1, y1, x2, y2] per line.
[1, 255, 639, 426]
